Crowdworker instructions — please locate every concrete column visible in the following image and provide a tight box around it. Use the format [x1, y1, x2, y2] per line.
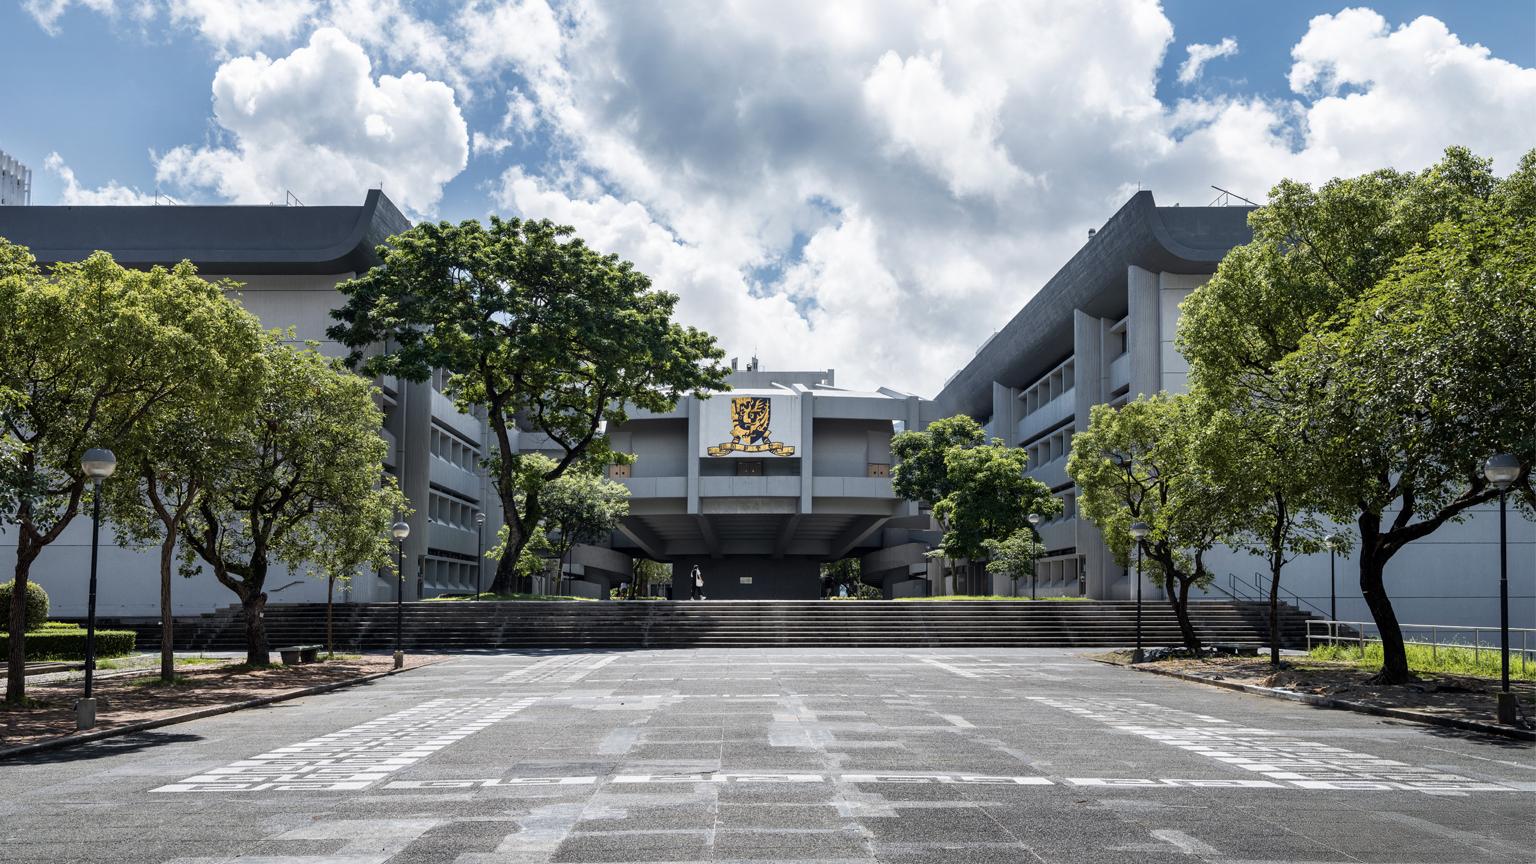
[401, 378, 432, 600]
[686, 396, 701, 515]
[799, 392, 814, 515]
[1127, 265, 1161, 401]
[991, 381, 1019, 447]
[1073, 309, 1111, 600]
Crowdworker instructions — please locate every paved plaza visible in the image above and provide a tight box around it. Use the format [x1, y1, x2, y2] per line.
[2, 649, 1533, 863]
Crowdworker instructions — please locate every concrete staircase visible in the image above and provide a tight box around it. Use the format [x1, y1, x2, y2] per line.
[144, 599, 1317, 651]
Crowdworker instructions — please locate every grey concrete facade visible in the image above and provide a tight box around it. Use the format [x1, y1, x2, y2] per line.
[0, 192, 505, 615]
[593, 367, 940, 599]
[933, 191, 1536, 627]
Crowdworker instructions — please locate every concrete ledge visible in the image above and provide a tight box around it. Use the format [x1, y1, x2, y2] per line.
[1089, 657, 1536, 742]
[0, 659, 436, 761]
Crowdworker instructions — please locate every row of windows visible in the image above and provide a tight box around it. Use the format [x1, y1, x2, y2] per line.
[1021, 358, 1075, 415]
[429, 426, 480, 471]
[427, 491, 481, 531]
[424, 556, 483, 591]
[1025, 424, 1074, 468]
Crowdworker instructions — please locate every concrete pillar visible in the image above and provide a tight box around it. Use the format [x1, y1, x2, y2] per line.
[401, 378, 432, 600]
[686, 396, 701, 515]
[1127, 265, 1161, 400]
[1073, 308, 1112, 600]
[800, 391, 814, 515]
[991, 381, 1019, 447]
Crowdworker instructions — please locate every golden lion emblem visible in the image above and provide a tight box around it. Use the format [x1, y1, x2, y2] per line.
[708, 396, 795, 456]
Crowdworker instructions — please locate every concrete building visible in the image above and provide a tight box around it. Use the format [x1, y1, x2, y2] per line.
[0, 191, 504, 616]
[934, 191, 1534, 627]
[1, 150, 31, 206]
[557, 363, 941, 599]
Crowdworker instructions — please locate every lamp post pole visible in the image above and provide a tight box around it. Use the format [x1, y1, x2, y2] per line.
[1324, 534, 1338, 645]
[475, 512, 486, 600]
[1483, 453, 1521, 725]
[77, 448, 116, 730]
[391, 521, 410, 669]
[1027, 512, 1042, 600]
[1129, 521, 1150, 664]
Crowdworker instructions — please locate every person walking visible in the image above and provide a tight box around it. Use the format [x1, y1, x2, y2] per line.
[690, 564, 705, 600]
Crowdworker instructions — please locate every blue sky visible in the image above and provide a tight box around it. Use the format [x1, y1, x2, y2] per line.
[2, 1, 1533, 394]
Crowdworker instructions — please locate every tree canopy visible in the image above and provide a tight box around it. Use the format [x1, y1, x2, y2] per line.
[0, 246, 261, 701]
[328, 217, 727, 593]
[1069, 394, 1230, 654]
[1176, 146, 1536, 681]
[181, 340, 405, 665]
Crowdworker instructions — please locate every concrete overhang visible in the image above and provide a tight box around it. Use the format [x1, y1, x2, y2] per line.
[0, 188, 410, 276]
[932, 191, 1252, 418]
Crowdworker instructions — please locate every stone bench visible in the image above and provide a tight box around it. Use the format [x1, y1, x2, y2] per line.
[277, 645, 322, 665]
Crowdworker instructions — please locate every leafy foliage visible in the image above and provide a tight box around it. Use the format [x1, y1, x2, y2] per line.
[180, 341, 406, 665]
[930, 443, 1059, 563]
[0, 580, 48, 631]
[0, 246, 260, 701]
[983, 529, 1044, 596]
[1068, 394, 1230, 654]
[1177, 146, 1536, 682]
[328, 218, 728, 593]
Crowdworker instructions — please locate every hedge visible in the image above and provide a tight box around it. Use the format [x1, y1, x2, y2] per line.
[0, 580, 50, 631]
[0, 627, 136, 661]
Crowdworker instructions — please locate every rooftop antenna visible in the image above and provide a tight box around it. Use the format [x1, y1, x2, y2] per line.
[1208, 185, 1258, 207]
[153, 189, 179, 206]
[285, 190, 305, 206]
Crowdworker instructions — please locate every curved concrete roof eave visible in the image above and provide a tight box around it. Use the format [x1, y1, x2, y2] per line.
[932, 191, 1253, 418]
[0, 188, 411, 275]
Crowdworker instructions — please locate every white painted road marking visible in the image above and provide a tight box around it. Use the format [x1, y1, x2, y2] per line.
[154, 697, 538, 793]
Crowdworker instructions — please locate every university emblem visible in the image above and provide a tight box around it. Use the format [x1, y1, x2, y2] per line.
[707, 396, 796, 456]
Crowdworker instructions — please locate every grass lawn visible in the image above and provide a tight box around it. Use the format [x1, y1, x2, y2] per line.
[426, 592, 598, 602]
[1308, 642, 1536, 682]
[894, 594, 1091, 602]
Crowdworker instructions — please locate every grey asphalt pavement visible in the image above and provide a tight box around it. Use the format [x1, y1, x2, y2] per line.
[2, 648, 1533, 863]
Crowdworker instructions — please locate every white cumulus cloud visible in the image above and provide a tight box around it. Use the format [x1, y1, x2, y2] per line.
[44, 152, 158, 205]
[1178, 36, 1238, 83]
[168, 0, 316, 55]
[154, 27, 468, 215]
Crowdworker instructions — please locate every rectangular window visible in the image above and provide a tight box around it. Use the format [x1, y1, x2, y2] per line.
[736, 460, 764, 477]
[608, 463, 631, 478]
[867, 463, 890, 477]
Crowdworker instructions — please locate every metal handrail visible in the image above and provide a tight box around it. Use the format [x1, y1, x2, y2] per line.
[1230, 572, 1333, 620]
[1307, 619, 1535, 674]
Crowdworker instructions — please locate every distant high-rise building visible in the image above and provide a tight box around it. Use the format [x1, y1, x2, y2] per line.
[0, 150, 31, 205]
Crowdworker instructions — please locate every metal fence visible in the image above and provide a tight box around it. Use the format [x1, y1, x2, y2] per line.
[1307, 619, 1536, 674]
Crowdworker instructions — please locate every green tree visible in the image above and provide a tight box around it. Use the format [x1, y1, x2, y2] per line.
[629, 558, 670, 599]
[1178, 147, 1536, 682]
[1190, 397, 1331, 666]
[536, 463, 630, 596]
[327, 218, 727, 595]
[103, 283, 268, 682]
[0, 247, 248, 702]
[984, 529, 1044, 597]
[930, 443, 1060, 572]
[1069, 395, 1232, 655]
[891, 415, 987, 592]
[181, 341, 406, 665]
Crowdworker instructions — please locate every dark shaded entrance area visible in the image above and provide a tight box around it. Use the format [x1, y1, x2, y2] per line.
[669, 557, 821, 600]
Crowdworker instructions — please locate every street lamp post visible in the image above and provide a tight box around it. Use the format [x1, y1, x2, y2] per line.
[474, 512, 486, 600]
[391, 521, 410, 669]
[77, 448, 116, 731]
[1324, 533, 1338, 645]
[1129, 521, 1150, 664]
[1027, 512, 1043, 600]
[1484, 453, 1521, 724]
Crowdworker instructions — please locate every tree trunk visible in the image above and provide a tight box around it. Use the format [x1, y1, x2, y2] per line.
[159, 532, 176, 683]
[1358, 516, 1411, 683]
[241, 591, 270, 666]
[5, 542, 42, 704]
[1268, 555, 1283, 667]
[1165, 575, 1203, 656]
